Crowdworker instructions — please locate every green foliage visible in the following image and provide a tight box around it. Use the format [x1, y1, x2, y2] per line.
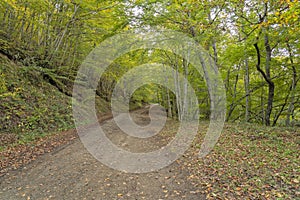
[0, 54, 74, 146]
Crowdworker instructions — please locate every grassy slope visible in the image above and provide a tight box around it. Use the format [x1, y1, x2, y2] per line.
[0, 53, 109, 149]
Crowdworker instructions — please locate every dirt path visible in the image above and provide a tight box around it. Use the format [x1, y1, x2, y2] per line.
[0, 108, 205, 200]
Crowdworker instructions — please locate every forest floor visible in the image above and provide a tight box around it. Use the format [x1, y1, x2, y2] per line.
[0, 108, 299, 199]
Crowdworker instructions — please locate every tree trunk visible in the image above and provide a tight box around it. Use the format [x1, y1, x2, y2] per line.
[286, 42, 297, 126]
[244, 52, 250, 122]
[254, 33, 275, 126]
[261, 80, 265, 124]
[208, 10, 218, 64]
[226, 65, 241, 121]
[264, 34, 274, 126]
[173, 61, 182, 121]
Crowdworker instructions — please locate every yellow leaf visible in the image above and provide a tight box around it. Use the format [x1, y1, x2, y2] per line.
[292, 179, 299, 183]
[277, 192, 283, 197]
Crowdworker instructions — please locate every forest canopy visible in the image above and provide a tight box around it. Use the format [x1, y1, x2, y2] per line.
[0, 0, 299, 126]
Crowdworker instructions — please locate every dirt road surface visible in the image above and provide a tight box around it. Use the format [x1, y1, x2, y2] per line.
[0, 108, 205, 200]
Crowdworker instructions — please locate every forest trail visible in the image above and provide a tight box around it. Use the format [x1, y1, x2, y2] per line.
[0, 108, 205, 200]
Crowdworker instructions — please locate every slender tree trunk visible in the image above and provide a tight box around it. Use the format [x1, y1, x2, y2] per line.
[286, 42, 297, 126]
[173, 61, 182, 121]
[164, 65, 172, 118]
[182, 48, 190, 120]
[208, 10, 218, 63]
[166, 88, 172, 118]
[261, 81, 265, 124]
[264, 34, 274, 126]
[244, 52, 250, 122]
[226, 65, 241, 121]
